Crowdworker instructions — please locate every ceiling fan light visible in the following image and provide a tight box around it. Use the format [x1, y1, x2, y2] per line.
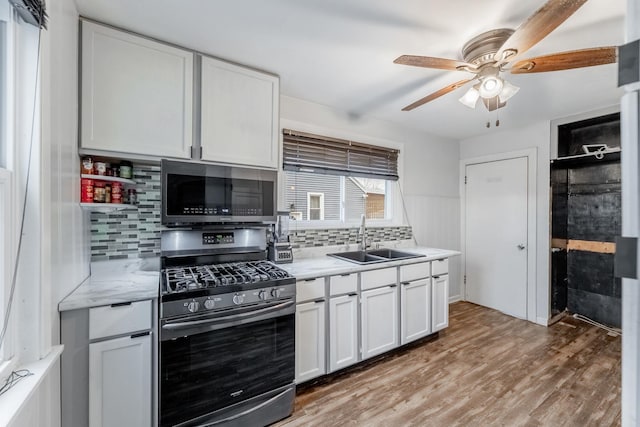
[459, 87, 480, 108]
[498, 80, 520, 103]
[478, 76, 504, 98]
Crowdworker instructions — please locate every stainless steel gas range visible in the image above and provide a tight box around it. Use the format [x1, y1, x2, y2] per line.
[158, 227, 296, 427]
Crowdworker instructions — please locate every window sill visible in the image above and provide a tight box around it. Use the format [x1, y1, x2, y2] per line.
[0, 345, 64, 426]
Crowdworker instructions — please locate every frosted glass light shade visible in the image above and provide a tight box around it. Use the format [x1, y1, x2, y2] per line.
[459, 87, 480, 108]
[479, 76, 504, 98]
[498, 80, 520, 103]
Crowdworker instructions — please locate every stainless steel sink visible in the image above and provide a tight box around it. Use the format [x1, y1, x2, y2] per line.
[327, 249, 425, 264]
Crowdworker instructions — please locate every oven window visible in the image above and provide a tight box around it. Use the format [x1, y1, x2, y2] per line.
[166, 173, 275, 217]
[159, 314, 294, 426]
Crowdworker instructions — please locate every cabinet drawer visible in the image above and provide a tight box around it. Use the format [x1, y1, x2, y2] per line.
[297, 277, 325, 302]
[432, 258, 449, 276]
[329, 273, 357, 296]
[89, 300, 152, 340]
[400, 262, 430, 283]
[361, 267, 397, 291]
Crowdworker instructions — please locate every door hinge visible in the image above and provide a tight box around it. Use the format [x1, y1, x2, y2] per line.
[464, 275, 467, 285]
[464, 176, 467, 184]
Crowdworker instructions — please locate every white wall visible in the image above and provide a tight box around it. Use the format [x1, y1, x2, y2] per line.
[11, 0, 87, 424]
[281, 95, 462, 298]
[459, 121, 551, 323]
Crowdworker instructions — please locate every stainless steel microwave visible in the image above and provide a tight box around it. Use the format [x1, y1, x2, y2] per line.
[161, 159, 277, 226]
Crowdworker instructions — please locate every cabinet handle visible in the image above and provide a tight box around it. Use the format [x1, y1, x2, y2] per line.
[433, 275, 440, 279]
[314, 299, 324, 304]
[389, 284, 397, 288]
[111, 302, 132, 307]
[131, 331, 150, 339]
[348, 293, 357, 297]
[340, 273, 351, 277]
[401, 281, 410, 286]
[304, 278, 317, 282]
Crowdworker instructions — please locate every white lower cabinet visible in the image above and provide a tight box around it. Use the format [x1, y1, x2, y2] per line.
[329, 294, 359, 372]
[89, 334, 152, 427]
[400, 278, 431, 345]
[432, 274, 450, 332]
[295, 300, 326, 383]
[361, 285, 398, 360]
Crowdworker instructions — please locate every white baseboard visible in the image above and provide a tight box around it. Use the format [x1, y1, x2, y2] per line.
[536, 316, 549, 327]
[449, 295, 462, 304]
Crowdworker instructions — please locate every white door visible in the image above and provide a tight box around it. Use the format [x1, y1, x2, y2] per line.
[295, 300, 326, 383]
[465, 157, 528, 319]
[89, 334, 152, 427]
[400, 279, 431, 344]
[329, 294, 359, 372]
[361, 286, 398, 360]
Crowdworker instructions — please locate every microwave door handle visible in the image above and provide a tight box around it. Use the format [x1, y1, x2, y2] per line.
[162, 300, 294, 332]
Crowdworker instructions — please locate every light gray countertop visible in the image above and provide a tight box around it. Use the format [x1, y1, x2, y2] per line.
[279, 246, 460, 280]
[58, 246, 459, 311]
[58, 257, 160, 311]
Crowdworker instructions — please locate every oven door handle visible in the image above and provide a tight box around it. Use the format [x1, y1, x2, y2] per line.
[162, 300, 294, 333]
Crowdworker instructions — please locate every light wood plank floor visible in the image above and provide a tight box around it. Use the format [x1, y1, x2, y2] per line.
[276, 302, 621, 427]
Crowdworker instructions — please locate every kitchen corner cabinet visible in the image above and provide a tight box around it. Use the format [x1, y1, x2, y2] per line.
[295, 300, 326, 383]
[89, 334, 152, 427]
[329, 294, 359, 372]
[80, 20, 193, 159]
[200, 56, 279, 168]
[361, 285, 398, 360]
[88, 301, 153, 427]
[432, 274, 449, 332]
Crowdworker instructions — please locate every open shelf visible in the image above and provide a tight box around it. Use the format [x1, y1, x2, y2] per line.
[81, 174, 136, 185]
[80, 203, 136, 212]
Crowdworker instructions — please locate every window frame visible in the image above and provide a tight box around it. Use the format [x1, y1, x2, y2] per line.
[306, 192, 325, 221]
[278, 124, 405, 230]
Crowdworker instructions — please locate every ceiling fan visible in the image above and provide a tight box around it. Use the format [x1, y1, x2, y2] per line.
[394, 0, 617, 112]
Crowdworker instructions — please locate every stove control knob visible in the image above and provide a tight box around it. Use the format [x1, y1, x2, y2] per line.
[204, 299, 215, 310]
[187, 300, 200, 313]
[271, 288, 281, 298]
[233, 293, 245, 305]
[258, 290, 268, 300]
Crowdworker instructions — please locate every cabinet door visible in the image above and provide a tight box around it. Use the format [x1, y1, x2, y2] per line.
[295, 300, 326, 383]
[81, 21, 193, 159]
[200, 56, 279, 168]
[361, 286, 398, 360]
[401, 278, 431, 345]
[89, 333, 152, 427]
[329, 294, 358, 372]
[432, 274, 449, 332]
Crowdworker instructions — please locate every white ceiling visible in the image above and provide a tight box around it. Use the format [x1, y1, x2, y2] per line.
[75, 0, 627, 141]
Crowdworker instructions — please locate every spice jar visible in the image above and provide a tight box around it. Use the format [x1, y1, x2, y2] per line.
[81, 178, 94, 203]
[93, 181, 106, 203]
[105, 184, 112, 203]
[111, 182, 123, 204]
[127, 188, 137, 205]
[81, 157, 94, 175]
[119, 161, 133, 179]
[94, 161, 107, 176]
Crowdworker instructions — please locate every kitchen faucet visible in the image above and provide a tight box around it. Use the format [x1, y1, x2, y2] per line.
[358, 214, 367, 251]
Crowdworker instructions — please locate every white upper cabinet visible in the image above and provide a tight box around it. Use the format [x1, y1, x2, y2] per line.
[80, 21, 194, 159]
[200, 56, 279, 168]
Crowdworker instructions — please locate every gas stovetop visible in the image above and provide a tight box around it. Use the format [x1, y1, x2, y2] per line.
[162, 260, 291, 295]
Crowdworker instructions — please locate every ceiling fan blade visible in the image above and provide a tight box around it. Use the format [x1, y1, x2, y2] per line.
[510, 47, 617, 74]
[394, 55, 477, 72]
[494, 0, 589, 64]
[402, 79, 473, 111]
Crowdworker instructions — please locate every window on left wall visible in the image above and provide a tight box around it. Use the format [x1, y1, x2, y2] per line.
[0, 0, 13, 366]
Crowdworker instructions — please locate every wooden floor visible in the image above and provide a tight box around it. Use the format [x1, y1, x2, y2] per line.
[276, 302, 621, 427]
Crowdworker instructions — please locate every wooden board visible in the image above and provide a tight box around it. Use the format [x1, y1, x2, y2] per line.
[567, 239, 616, 253]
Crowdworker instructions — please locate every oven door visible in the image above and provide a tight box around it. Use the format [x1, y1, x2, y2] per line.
[159, 300, 295, 427]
